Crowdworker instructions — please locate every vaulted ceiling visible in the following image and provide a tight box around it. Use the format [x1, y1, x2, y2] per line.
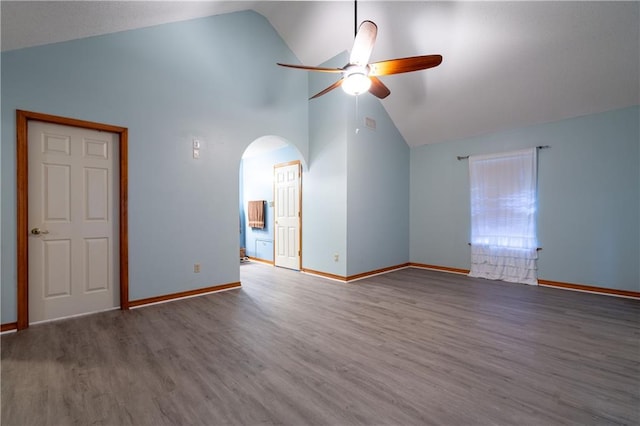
[2, 1, 638, 147]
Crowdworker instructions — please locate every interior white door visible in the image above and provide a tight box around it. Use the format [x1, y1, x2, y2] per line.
[274, 162, 301, 270]
[28, 121, 119, 323]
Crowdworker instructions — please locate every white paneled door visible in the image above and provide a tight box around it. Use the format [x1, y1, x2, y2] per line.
[274, 162, 301, 270]
[28, 121, 119, 323]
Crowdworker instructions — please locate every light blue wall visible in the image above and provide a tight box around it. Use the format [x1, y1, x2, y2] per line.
[410, 106, 640, 291]
[301, 51, 411, 277]
[346, 95, 410, 276]
[302, 53, 349, 276]
[0, 48, 2, 315]
[239, 159, 245, 248]
[240, 145, 301, 261]
[1, 11, 309, 323]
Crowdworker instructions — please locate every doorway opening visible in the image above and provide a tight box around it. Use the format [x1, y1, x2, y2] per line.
[239, 136, 303, 270]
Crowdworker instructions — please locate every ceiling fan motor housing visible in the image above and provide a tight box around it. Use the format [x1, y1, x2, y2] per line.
[342, 64, 371, 95]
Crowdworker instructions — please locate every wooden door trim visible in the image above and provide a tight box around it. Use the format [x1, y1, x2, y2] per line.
[16, 110, 129, 330]
[273, 160, 302, 270]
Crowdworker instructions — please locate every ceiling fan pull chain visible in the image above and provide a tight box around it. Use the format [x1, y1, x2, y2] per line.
[355, 95, 360, 134]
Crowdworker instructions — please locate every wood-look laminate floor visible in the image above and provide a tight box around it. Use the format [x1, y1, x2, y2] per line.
[2, 263, 639, 426]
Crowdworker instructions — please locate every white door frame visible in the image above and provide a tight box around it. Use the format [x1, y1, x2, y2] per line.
[16, 110, 129, 330]
[273, 160, 302, 270]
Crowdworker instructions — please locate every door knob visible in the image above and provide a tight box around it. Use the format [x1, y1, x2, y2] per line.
[31, 227, 49, 235]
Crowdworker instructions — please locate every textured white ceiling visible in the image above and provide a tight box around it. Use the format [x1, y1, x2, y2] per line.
[2, 1, 639, 147]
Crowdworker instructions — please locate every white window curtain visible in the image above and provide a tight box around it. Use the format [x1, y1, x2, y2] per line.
[468, 148, 538, 285]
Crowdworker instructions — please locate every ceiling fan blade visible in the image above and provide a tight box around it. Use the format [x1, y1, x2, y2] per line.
[309, 79, 344, 99]
[277, 63, 344, 73]
[369, 55, 443, 76]
[349, 20, 377, 66]
[368, 77, 391, 99]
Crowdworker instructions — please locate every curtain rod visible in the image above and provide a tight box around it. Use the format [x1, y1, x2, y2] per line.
[457, 145, 550, 161]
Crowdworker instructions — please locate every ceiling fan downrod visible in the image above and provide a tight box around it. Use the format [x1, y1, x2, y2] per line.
[354, 0, 358, 38]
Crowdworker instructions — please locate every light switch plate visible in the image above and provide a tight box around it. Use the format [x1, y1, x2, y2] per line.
[193, 148, 200, 159]
[193, 139, 201, 149]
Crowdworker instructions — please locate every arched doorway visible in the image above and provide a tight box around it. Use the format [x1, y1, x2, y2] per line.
[239, 136, 304, 269]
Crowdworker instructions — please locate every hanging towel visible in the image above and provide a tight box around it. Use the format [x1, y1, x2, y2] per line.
[248, 200, 265, 229]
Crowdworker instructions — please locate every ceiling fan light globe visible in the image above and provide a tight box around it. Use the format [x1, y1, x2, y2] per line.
[342, 73, 371, 96]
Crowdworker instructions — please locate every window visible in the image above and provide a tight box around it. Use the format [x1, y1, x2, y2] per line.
[468, 148, 538, 285]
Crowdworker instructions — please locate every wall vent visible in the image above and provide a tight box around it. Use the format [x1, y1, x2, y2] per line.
[365, 117, 376, 130]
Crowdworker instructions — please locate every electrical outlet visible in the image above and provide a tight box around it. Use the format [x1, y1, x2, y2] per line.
[194, 263, 200, 273]
[334, 253, 339, 262]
